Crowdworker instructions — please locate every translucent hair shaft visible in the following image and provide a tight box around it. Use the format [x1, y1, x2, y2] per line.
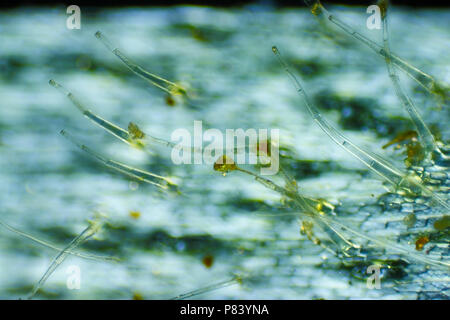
[272, 46, 449, 210]
[380, 0, 438, 158]
[60, 129, 173, 190]
[95, 31, 185, 95]
[303, 0, 446, 97]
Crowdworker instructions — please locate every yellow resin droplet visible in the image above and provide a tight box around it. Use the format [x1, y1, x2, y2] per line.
[285, 179, 298, 193]
[128, 122, 145, 140]
[382, 130, 417, 149]
[165, 94, 176, 106]
[132, 292, 144, 300]
[382, 131, 427, 167]
[214, 155, 237, 174]
[202, 254, 214, 269]
[316, 202, 323, 213]
[311, 1, 323, 16]
[415, 236, 429, 251]
[315, 198, 335, 214]
[167, 82, 188, 101]
[300, 221, 313, 237]
[405, 141, 425, 167]
[129, 211, 141, 219]
[300, 220, 321, 245]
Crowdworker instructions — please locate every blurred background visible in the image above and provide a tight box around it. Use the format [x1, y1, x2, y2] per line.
[0, 1, 448, 299]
